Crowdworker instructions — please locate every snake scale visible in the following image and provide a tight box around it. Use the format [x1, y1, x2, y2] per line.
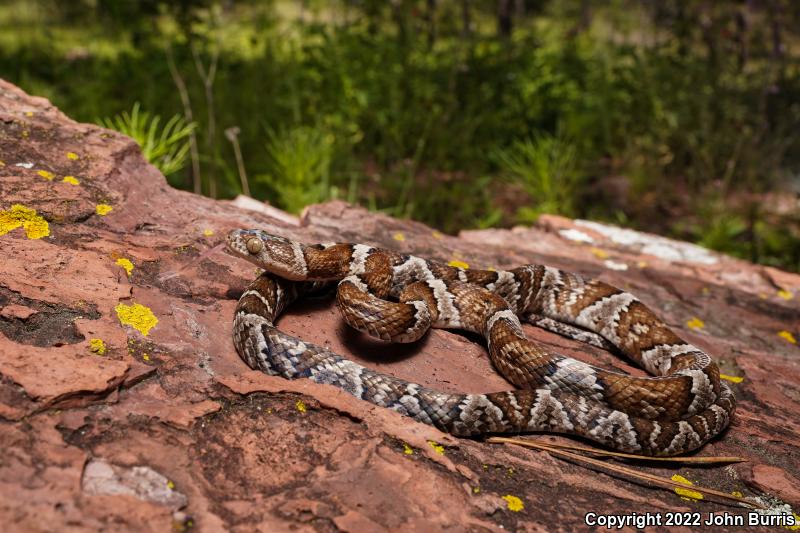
[227, 229, 735, 456]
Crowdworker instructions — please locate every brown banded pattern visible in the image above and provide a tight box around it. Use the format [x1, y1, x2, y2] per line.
[227, 229, 735, 456]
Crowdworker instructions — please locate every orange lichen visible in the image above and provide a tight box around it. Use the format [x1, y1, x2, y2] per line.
[0, 204, 50, 239]
[671, 474, 703, 501]
[115, 303, 158, 336]
[686, 317, 705, 330]
[502, 494, 524, 512]
[720, 374, 744, 383]
[88, 338, 107, 355]
[427, 441, 445, 455]
[115, 257, 134, 276]
[777, 289, 793, 300]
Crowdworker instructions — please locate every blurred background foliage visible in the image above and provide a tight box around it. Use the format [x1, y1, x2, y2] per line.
[1, 0, 798, 271]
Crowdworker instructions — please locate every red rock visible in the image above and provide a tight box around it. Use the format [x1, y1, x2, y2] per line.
[1, 79, 799, 531]
[0, 304, 36, 320]
[749, 465, 800, 507]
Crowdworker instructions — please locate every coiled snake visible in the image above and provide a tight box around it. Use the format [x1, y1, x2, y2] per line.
[227, 230, 734, 456]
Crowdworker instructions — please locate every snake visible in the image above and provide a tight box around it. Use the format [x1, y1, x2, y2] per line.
[226, 229, 735, 456]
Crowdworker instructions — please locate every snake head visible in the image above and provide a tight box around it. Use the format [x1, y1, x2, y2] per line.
[226, 229, 307, 280]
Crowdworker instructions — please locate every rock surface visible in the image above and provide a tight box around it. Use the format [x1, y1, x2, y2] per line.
[1, 79, 799, 531]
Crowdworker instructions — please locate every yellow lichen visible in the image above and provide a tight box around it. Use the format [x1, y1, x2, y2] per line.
[88, 338, 107, 355]
[295, 400, 307, 413]
[167, 480, 175, 490]
[778, 330, 797, 344]
[590, 247, 609, 259]
[431, 230, 443, 240]
[427, 441, 445, 455]
[25, 111, 33, 117]
[402, 443, 414, 455]
[202, 229, 214, 237]
[37, 170, 55, 180]
[95, 204, 113, 216]
[66, 152, 79, 160]
[142, 353, 151, 361]
[686, 317, 705, 330]
[472, 486, 480, 494]
[0, 159, 5, 166]
[637, 260, 649, 268]
[448, 260, 470, 269]
[777, 289, 793, 300]
[671, 474, 703, 501]
[731, 491, 743, 498]
[115, 257, 134, 277]
[115, 303, 158, 336]
[720, 374, 744, 384]
[392, 232, 406, 242]
[701, 287, 710, 295]
[0, 204, 50, 239]
[62, 176, 80, 185]
[502, 494, 524, 512]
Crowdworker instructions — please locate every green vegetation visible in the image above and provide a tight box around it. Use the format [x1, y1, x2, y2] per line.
[98, 103, 195, 177]
[1, 0, 798, 271]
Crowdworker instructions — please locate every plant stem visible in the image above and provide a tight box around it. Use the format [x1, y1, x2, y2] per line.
[166, 44, 201, 194]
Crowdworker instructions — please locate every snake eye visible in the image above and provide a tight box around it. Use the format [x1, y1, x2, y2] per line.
[245, 237, 263, 254]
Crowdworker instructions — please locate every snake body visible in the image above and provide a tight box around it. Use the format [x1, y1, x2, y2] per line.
[227, 230, 735, 456]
